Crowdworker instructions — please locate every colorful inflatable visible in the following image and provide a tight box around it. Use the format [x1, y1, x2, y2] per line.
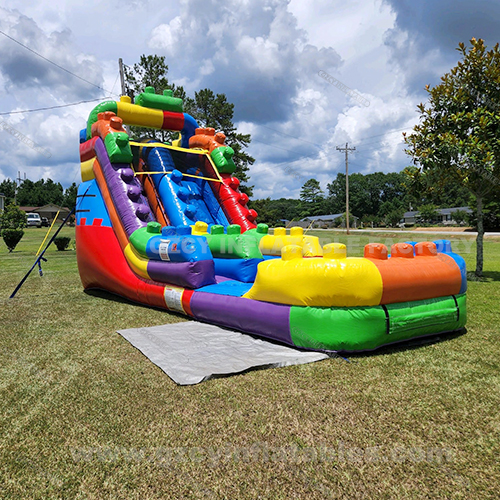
[76, 88, 467, 352]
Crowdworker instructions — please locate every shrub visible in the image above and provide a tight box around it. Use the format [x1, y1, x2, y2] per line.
[0, 203, 27, 230]
[1, 228, 24, 252]
[53, 236, 71, 251]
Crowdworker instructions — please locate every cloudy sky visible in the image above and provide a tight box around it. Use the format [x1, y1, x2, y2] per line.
[0, 0, 498, 199]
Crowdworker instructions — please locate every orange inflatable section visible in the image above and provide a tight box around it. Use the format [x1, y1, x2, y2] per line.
[92, 158, 129, 250]
[91, 111, 127, 139]
[188, 127, 227, 152]
[364, 242, 462, 304]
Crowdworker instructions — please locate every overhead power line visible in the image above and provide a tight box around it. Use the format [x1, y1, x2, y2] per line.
[0, 97, 112, 116]
[0, 29, 118, 96]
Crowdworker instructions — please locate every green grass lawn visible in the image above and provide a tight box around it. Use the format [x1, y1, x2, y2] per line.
[1, 227, 499, 499]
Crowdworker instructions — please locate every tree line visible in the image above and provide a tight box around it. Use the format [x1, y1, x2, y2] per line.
[0, 178, 78, 209]
[248, 168, 488, 228]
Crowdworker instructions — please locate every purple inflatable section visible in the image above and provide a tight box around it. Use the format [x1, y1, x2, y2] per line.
[94, 138, 154, 237]
[147, 260, 216, 289]
[189, 292, 292, 345]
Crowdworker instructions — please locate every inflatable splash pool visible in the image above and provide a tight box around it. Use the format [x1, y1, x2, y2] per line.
[76, 89, 466, 352]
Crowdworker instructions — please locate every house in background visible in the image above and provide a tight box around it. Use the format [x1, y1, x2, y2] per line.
[19, 204, 70, 222]
[401, 206, 472, 226]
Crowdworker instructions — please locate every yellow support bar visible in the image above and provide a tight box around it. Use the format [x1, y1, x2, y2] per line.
[129, 141, 208, 155]
[36, 211, 60, 256]
[134, 170, 222, 183]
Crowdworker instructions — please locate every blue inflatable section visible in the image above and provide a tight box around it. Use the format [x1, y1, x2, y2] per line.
[213, 258, 262, 283]
[76, 180, 111, 227]
[142, 146, 229, 227]
[144, 225, 212, 262]
[433, 240, 468, 294]
[197, 280, 253, 297]
[181, 114, 199, 149]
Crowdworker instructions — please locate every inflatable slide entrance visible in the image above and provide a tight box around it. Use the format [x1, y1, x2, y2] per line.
[76, 88, 467, 352]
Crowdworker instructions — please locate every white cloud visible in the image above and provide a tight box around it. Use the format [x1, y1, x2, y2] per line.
[0, 0, 498, 200]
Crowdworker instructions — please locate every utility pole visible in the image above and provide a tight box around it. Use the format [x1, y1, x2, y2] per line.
[336, 142, 356, 234]
[14, 171, 23, 205]
[118, 58, 126, 97]
[118, 58, 130, 134]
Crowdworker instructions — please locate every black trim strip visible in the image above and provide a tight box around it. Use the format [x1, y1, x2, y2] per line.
[382, 304, 390, 334]
[452, 295, 460, 322]
[76, 209, 90, 213]
[77, 194, 96, 198]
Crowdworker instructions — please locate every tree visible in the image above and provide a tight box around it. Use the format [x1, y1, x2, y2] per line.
[404, 38, 500, 276]
[185, 89, 255, 196]
[451, 209, 468, 225]
[247, 198, 281, 227]
[16, 178, 64, 206]
[385, 208, 405, 228]
[0, 203, 26, 252]
[63, 183, 78, 210]
[0, 179, 16, 205]
[299, 178, 325, 216]
[467, 199, 500, 231]
[124, 55, 255, 196]
[123, 55, 186, 143]
[417, 204, 439, 224]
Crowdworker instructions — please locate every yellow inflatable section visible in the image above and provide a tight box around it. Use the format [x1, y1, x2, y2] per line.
[243, 243, 384, 307]
[258, 226, 323, 257]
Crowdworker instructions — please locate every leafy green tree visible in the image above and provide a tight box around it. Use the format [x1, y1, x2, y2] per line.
[404, 38, 500, 276]
[247, 198, 281, 226]
[270, 198, 302, 222]
[123, 54, 186, 143]
[0, 203, 26, 252]
[0, 179, 16, 205]
[417, 204, 439, 224]
[16, 178, 64, 207]
[299, 178, 325, 216]
[124, 55, 255, 196]
[385, 208, 405, 228]
[63, 183, 78, 210]
[467, 199, 500, 231]
[451, 209, 469, 225]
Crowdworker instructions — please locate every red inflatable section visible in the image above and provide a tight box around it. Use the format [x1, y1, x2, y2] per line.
[76, 222, 168, 310]
[190, 128, 257, 232]
[218, 173, 257, 231]
[79, 136, 99, 162]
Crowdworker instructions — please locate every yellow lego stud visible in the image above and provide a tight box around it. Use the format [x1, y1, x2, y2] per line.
[120, 95, 132, 103]
[281, 245, 303, 261]
[323, 243, 347, 259]
[274, 227, 286, 237]
[192, 221, 208, 235]
[289, 226, 304, 237]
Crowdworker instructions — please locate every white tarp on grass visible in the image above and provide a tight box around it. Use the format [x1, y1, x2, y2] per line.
[117, 322, 330, 385]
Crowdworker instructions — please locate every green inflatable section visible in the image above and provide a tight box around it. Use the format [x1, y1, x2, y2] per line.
[135, 87, 183, 113]
[86, 101, 118, 139]
[206, 224, 262, 259]
[210, 146, 236, 173]
[129, 222, 162, 258]
[290, 294, 466, 351]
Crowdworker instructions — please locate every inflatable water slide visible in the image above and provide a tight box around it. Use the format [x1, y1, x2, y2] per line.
[76, 88, 467, 352]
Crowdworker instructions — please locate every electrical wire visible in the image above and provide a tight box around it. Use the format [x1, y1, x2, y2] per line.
[0, 29, 119, 96]
[0, 97, 111, 116]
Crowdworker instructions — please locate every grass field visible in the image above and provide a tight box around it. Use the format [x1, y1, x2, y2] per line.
[1, 227, 499, 499]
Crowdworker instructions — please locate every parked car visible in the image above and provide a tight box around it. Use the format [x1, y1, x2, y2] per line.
[26, 213, 42, 228]
[41, 217, 50, 227]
